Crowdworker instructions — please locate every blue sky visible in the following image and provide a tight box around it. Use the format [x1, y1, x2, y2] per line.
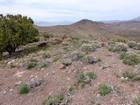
[0, 0, 140, 22]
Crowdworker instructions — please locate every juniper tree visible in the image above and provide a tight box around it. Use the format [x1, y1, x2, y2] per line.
[0, 14, 39, 55]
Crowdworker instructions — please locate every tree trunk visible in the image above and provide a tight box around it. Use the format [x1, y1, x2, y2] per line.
[6, 45, 16, 55]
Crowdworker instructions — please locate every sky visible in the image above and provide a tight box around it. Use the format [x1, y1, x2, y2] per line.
[0, 0, 140, 24]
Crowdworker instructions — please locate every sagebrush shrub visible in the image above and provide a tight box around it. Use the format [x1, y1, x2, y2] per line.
[108, 42, 128, 52]
[115, 42, 128, 52]
[80, 43, 96, 52]
[76, 72, 96, 88]
[38, 60, 48, 68]
[42, 93, 64, 105]
[26, 59, 37, 69]
[133, 95, 140, 105]
[71, 51, 84, 61]
[82, 55, 95, 64]
[108, 44, 116, 52]
[42, 51, 51, 58]
[119, 53, 140, 66]
[122, 70, 140, 81]
[62, 60, 72, 67]
[122, 70, 135, 79]
[127, 41, 137, 48]
[52, 56, 60, 62]
[42, 33, 52, 38]
[127, 41, 140, 50]
[86, 72, 97, 79]
[134, 43, 140, 50]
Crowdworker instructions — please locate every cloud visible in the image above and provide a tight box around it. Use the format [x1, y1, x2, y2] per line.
[0, 0, 140, 22]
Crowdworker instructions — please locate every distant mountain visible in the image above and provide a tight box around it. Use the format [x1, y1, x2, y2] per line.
[35, 21, 73, 26]
[107, 20, 140, 31]
[36, 19, 121, 41]
[35, 19, 140, 41]
[72, 19, 105, 27]
[132, 17, 140, 21]
[102, 20, 122, 23]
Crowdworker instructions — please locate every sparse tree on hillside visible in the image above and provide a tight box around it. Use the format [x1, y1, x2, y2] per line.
[0, 14, 39, 56]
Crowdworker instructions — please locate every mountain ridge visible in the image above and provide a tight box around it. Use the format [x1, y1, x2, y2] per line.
[36, 18, 140, 41]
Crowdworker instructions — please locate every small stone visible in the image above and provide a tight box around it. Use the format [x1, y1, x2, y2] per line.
[3, 90, 6, 94]
[27, 77, 43, 89]
[7, 59, 15, 65]
[30, 75, 34, 78]
[9, 88, 13, 92]
[67, 78, 70, 80]
[64, 54, 68, 58]
[120, 77, 125, 80]
[41, 68, 44, 70]
[46, 73, 50, 76]
[111, 99, 114, 102]
[96, 94, 101, 97]
[59, 64, 65, 69]
[125, 77, 128, 80]
[15, 81, 22, 86]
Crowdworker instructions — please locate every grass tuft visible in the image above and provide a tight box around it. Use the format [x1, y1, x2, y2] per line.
[19, 84, 30, 94]
[98, 84, 112, 96]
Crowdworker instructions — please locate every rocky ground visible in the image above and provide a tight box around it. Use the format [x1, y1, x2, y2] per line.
[0, 37, 140, 105]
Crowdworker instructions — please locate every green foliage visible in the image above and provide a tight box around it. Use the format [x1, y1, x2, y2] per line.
[132, 75, 140, 81]
[71, 51, 84, 61]
[26, 59, 37, 69]
[38, 60, 48, 69]
[76, 73, 87, 88]
[80, 43, 96, 52]
[62, 60, 72, 67]
[108, 44, 116, 52]
[77, 72, 85, 83]
[134, 43, 140, 50]
[68, 86, 76, 93]
[76, 72, 96, 88]
[42, 33, 51, 39]
[115, 38, 127, 43]
[122, 70, 135, 79]
[119, 53, 140, 66]
[42, 51, 51, 58]
[62, 41, 69, 46]
[122, 70, 140, 81]
[52, 56, 60, 62]
[127, 41, 137, 48]
[128, 41, 140, 50]
[86, 72, 97, 79]
[82, 55, 95, 64]
[19, 84, 30, 94]
[119, 52, 126, 60]
[0, 14, 39, 55]
[98, 84, 112, 96]
[108, 42, 128, 52]
[42, 93, 64, 105]
[115, 43, 128, 52]
[72, 39, 89, 48]
[133, 95, 140, 105]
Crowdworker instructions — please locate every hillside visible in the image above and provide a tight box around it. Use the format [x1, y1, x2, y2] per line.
[0, 35, 140, 105]
[107, 21, 140, 31]
[0, 18, 140, 105]
[36, 19, 123, 42]
[36, 19, 140, 41]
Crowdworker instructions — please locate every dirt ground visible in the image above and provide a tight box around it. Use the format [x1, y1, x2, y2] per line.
[0, 41, 140, 105]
